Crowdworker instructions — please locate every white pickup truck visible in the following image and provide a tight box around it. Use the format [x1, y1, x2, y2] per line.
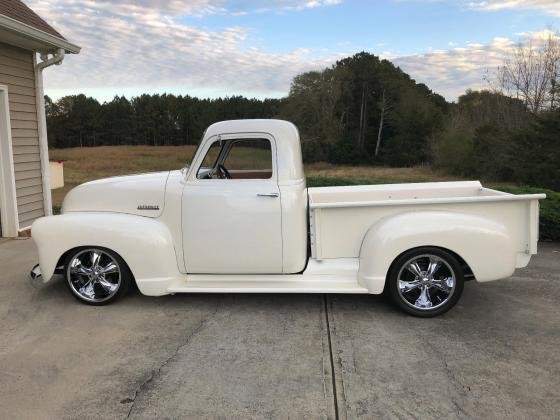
[31, 120, 545, 316]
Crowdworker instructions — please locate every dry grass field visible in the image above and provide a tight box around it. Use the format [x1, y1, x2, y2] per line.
[49, 145, 460, 209]
[50, 146, 197, 208]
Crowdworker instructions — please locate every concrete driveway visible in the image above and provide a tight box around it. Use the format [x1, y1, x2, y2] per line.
[1, 239, 559, 419]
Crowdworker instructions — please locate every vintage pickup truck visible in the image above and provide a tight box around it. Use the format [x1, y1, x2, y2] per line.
[31, 120, 545, 316]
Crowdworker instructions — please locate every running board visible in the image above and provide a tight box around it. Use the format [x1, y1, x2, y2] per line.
[168, 280, 369, 294]
[167, 259, 369, 294]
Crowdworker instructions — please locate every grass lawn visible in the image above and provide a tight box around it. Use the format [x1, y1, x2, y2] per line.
[49, 145, 559, 240]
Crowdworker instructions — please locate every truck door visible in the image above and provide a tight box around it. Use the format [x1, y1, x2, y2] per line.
[182, 135, 283, 273]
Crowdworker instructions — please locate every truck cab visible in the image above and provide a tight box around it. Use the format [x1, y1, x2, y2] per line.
[181, 120, 307, 274]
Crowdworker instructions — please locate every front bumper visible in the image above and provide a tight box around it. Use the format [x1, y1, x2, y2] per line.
[29, 264, 64, 288]
[29, 264, 44, 288]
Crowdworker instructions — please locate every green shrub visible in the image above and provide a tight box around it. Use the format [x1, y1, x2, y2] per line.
[327, 141, 368, 165]
[506, 111, 560, 191]
[431, 127, 474, 176]
[301, 138, 329, 163]
[471, 125, 514, 180]
[490, 185, 560, 242]
[307, 175, 377, 187]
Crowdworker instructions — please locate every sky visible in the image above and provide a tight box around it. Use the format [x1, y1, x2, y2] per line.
[27, 0, 559, 103]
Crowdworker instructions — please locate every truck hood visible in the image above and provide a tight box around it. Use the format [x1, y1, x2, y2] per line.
[62, 171, 172, 218]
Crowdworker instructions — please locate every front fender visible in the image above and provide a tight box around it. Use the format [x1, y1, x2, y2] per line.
[358, 211, 515, 294]
[31, 213, 182, 296]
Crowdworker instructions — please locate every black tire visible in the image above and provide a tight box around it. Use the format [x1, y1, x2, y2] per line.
[386, 247, 464, 317]
[64, 247, 132, 305]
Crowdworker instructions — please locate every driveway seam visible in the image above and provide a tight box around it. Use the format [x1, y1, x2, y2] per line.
[320, 297, 336, 419]
[324, 295, 345, 420]
[423, 339, 470, 418]
[122, 301, 220, 419]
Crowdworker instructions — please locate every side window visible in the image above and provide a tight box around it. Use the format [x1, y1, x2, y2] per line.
[197, 141, 222, 179]
[223, 139, 273, 180]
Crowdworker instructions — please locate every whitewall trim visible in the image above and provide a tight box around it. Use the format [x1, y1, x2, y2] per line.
[0, 85, 19, 237]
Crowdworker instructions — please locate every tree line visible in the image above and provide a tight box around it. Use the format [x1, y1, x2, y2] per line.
[45, 95, 281, 148]
[46, 52, 448, 168]
[46, 36, 559, 191]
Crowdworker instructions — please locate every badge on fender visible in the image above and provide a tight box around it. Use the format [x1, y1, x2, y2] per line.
[137, 204, 160, 210]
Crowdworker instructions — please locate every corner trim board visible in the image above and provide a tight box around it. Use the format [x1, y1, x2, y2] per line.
[0, 85, 20, 237]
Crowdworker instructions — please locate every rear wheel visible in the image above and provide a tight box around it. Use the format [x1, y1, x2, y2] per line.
[64, 247, 132, 305]
[387, 247, 464, 317]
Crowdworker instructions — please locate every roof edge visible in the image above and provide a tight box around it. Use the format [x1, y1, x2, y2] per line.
[0, 14, 80, 53]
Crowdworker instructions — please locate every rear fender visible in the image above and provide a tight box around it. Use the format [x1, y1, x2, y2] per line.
[358, 211, 516, 293]
[31, 213, 182, 296]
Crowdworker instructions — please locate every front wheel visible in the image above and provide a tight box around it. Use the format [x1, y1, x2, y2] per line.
[64, 247, 132, 305]
[386, 247, 464, 317]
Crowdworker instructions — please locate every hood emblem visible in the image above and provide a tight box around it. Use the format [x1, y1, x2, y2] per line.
[137, 204, 160, 211]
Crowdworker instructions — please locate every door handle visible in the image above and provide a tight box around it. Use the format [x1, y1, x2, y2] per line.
[257, 193, 279, 198]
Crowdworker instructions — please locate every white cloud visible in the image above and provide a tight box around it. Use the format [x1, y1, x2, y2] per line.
[28, 0, 343, 99]
[226, 0, 342, 14]
[468, 0, 560, 16]
[393, 30, 558, 100]
[393, 40, 509, 100]
[398, 0, 560, 16]
[28, 0, 557, 102]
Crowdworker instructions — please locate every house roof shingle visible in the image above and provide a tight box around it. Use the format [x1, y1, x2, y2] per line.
[0, 0, 65, 40]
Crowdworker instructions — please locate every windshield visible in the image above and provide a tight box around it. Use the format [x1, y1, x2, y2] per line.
[183, 129, 208, 172]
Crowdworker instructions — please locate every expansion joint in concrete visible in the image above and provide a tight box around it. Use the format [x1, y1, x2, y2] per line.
[122, 302, 220, 419]
[324, 294, 343, 420]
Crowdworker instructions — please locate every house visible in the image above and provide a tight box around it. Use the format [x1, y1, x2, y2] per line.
[0, 0, 79, 237]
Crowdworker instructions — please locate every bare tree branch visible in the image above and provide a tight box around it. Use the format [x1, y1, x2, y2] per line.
[494, 31, 560, 113]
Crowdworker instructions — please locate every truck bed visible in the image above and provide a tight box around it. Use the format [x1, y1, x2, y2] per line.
[310, 180, 510, 206]
[308, 181, 545, 263]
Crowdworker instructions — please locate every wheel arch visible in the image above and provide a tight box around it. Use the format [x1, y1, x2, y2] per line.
[32, 213, 182, 296]
[358, 210, 516, 294]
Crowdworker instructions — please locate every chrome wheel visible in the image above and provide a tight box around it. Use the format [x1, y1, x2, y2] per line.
[66, 249, 122, 303]
[397, 254, 456, 311]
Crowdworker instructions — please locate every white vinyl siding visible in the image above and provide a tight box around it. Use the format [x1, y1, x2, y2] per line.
[0, 41, 45, 228]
